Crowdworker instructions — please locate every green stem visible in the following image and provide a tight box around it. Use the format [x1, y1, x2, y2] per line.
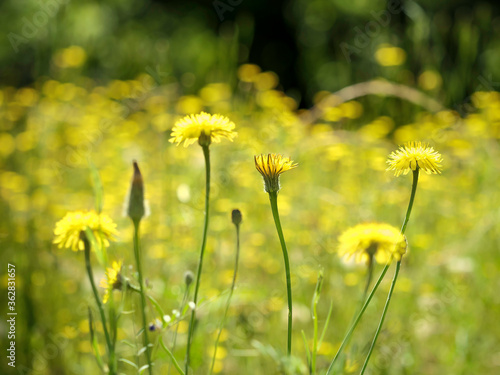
[326, 264, 390, 375]
[185, 145, 211, 374]
[359, 169, 419, 374]
[269, 191, 293, 356]
[133, 221, 153, 375]
[359, 262, 401, 374]
[160, 337, 185, 375]
[363, 256, 374, 302]
[169, 285, 190, 375]
[209, 222, 241, 374]
[83, 237, 115, 375]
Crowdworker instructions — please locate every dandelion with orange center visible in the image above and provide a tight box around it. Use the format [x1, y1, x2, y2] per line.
[387, 141, 442, 177]
[100, 261, 123, 304]
[255, 153, 297, 356]
[254, 153, 298, 193]
[53, 210, 118, 251]
[169, 112, 237, 147]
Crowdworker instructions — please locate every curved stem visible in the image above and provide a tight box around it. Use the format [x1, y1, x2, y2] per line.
[83, 237, 115, 375]
[209, 222, 241, 374]
[133, 221, 153, 375]
[185, 145, 211, 374]
[359, 169, 419, 374]
[269, 192, 293, 356]
[160, 337, 185, 375]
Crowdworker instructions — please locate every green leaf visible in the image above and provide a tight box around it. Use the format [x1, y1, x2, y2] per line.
[138, 364, 150, 374]
[119, 358, 138, 369]
[84, 227, 107, 267]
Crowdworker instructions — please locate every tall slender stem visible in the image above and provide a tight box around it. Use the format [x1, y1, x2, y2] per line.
[269, 191, 293, 356]
[133, 221, 153, 375]
[209, 221, 241, 374]
[326, 264, 390, 374]
[359, 169, 419, 374]
[185, 145, 211, 374]
[83, 237, 115, 375]
[327, 169, 420, 374]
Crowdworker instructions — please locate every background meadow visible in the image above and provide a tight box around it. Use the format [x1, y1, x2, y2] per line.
[1, 0, 500, 374]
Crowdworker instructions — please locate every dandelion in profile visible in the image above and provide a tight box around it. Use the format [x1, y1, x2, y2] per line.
[255, 153, 297, 356]
[53, 210, 118, 251]
[169, 112, 237, 147]
[338, 223, 407, 265]
[100, 260, 123, 304]
[387, 141, 442, 177]
[254, 154, 298, 193]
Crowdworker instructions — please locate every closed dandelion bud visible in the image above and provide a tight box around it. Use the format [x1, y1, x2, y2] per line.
[127, 161, 145, 223]
[184, 270, 194, 286]
[231, 209, 242, 226]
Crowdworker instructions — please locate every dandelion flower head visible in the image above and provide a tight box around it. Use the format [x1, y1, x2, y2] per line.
[53, 210, 118, 251]
[100, 260, 123, 304]
[387, 141, 442, 177]
[254, 153, 298, 193]
[338, 223, 407, 264]
[169, 112, 237, 147]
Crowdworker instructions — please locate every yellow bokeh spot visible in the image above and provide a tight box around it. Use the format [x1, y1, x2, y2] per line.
[176, 95, 204, 114]
[418, 70, 442, 91]
[375, 44, 406, 66]
[344, 272, 359, 286]
[254, 72, 279, 91]
[0, 133, 15, 157]
[16, 131, 37, 152]
[237, 64, 261, 82]
[54, 46, 87, 68]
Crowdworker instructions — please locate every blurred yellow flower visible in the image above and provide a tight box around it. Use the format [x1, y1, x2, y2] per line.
[375, 44, 406, 66]
[338, 223, 407, 264]
[53, 211, 118, 251]
[254, 154, 298, 193]
[100, 260, 123, 304]
[387, 141, 443, 177]
[169, 112, 236, 147]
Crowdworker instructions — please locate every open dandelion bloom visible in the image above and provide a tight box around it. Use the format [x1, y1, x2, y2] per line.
[254, 153, 298, 193]
[100, 260, 123, 304]
[387, 141, 443, 177]
[338, 223, 407, 264]
[169, 112, 237, 147]
[53, 210, 118, 251]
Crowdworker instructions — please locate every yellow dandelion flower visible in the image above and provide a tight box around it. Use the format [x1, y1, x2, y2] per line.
[338, 223, 407, 264]
[53, 210, 118, 251]
[100, 260, 123, 304]
[169, 112, 237, 147]
[387, 141, 443, 177]
[254, 153, 298, 193]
